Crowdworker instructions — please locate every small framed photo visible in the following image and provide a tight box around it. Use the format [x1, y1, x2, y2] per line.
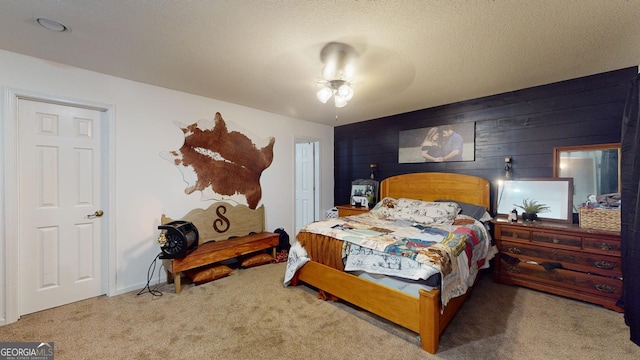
[350, 179, 379, 208]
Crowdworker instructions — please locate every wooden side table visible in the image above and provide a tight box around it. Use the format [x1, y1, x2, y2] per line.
[336, 204, 370, 217]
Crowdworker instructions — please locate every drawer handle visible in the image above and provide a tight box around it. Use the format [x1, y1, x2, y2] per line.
[595, 284, 615, 293]
[552, 238, 560, 244]
[510, 232, 519, 239]
[595, 261, 615, 270]
[597, 243, 613, 251]
[507, 247, 522, 254]
[507, 266, 521, 274]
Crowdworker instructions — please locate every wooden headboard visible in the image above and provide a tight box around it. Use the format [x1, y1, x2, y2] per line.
[380, 172, 491, 210]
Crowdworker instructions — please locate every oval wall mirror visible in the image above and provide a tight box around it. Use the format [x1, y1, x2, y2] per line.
[553, 143, 621, 213]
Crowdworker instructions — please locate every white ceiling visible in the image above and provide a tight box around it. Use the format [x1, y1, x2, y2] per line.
[1, 1, 639, 126]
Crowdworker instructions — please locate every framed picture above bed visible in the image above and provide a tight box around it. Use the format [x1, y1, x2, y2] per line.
[350, 179, 379, 208]
[398, 122, 475, 163]
[495, 178, 574, 223]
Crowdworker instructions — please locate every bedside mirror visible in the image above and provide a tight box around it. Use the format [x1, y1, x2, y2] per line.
[553, 143, 620, 213]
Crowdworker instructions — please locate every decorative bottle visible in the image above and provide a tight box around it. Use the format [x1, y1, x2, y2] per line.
[510, 208, 518, 222]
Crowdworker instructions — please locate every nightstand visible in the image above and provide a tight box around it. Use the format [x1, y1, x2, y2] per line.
[336, 204, 370, 217]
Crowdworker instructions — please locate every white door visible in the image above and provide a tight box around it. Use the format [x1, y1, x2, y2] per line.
[18, 99, 105, 315]
[295, 142, 315, 234]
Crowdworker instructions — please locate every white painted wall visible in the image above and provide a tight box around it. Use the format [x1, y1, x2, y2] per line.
[0, 49, 334, 321]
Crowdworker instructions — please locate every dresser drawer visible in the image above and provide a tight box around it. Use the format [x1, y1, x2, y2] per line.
[583, 237, 622, 256]
[500, 241, 622, 277]
[498, 226, 531, 242]
[498, 257, 623, 299]
[531, 231, 581, 249]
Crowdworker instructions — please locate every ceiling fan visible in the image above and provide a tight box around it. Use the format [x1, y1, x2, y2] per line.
[316, 42, 359, 108]
[262, 39, 414, 120]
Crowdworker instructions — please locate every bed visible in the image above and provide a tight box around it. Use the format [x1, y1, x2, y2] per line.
[286, 172, 493, 354]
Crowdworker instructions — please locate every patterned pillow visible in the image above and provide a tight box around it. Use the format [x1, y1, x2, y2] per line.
[394, 198, 461, 225]
[369, 197, 398, 217]
[436, 199, 491, 221]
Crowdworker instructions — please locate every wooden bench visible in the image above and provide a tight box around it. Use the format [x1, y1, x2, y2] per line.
[160, 202, 277, 293]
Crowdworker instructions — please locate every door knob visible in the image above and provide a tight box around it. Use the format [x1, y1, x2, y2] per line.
[88, 210, 104, 218]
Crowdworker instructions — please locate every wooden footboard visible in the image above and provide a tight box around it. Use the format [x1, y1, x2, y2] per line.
[295, 260, 473, 354]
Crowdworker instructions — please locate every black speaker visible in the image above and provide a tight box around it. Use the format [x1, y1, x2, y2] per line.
[158, 220, 199, 259]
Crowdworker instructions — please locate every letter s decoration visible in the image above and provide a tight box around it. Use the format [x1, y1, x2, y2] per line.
[213, 205, 231, 233]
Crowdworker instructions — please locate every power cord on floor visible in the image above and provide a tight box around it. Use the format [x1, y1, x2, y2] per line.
[137, 253, 165, 298]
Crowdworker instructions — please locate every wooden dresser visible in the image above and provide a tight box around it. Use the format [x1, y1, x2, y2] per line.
[492, 217, 622, 312]
[336, 204, 370, 217]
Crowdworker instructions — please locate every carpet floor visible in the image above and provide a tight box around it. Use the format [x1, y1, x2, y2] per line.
[1, 262, 638, 359]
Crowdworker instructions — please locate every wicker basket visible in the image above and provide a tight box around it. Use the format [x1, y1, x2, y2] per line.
[579, 207, 621, 232]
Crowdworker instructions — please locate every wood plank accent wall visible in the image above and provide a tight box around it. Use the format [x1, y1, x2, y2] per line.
[334, 67, 638, 212]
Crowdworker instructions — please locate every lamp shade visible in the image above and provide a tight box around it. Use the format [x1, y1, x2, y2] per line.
[337, 84, 354, 101]
[316, 87, 333, 103]
[334, 95, 348, 108]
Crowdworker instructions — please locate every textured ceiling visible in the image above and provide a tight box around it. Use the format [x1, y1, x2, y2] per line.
[1, 0, 639, 126]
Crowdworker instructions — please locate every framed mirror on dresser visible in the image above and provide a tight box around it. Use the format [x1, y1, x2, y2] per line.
[553, 143, 621, 213]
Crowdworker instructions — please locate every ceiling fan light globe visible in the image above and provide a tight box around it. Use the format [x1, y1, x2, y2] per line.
[334, 95, 348, 108]
[338, 84, 354, 101]
[317, 87, 333, 103]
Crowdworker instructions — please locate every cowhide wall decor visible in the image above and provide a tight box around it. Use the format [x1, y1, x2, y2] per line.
[161, 112, 275, 209]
